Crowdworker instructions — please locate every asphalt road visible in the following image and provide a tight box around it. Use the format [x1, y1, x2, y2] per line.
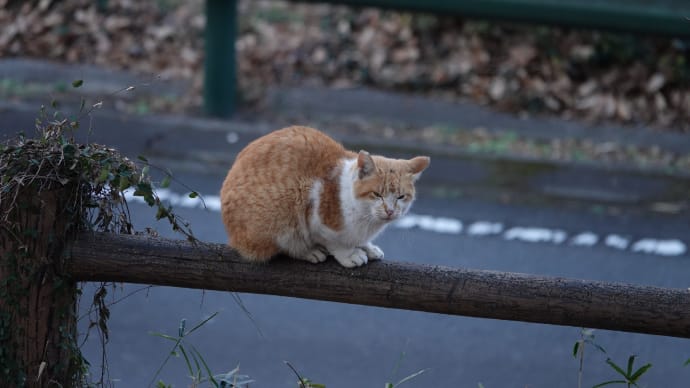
[2, 98, 688, 387]
[77, 166, 690, 388]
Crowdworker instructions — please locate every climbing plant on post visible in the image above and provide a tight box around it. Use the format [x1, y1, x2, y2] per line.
[0, 102, 195, 386]
[1, 127, 87, 386]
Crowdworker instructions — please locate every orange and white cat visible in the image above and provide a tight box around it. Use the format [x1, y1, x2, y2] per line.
[220, 126, 429, 268]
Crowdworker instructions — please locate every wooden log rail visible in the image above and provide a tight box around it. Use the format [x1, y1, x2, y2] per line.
[69, 232, 690, 339]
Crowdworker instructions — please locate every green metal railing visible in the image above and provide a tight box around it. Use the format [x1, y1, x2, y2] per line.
[96, 0, 689, 116]
[296, 0, 690, 38]
[206, 0, 690, 116]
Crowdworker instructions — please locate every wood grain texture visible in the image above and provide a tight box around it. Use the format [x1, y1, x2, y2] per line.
[68, 232, 690, 338]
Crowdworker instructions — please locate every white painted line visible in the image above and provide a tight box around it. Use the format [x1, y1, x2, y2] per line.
[396, 214, 462, 234]
[204, 195, 222, 212]
[631, 239, 686, 256]
[393, 216, 418, 229]
[504, 227, 567, 244]
[570, 232, 598, 246]
[123, 188, 688, 258]
[467, 221, 503, 236]
[605, 235, 630, 250]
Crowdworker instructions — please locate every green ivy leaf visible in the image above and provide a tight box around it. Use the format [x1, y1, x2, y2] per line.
[188, 191, 198, 198]
[72, 79, 83, 88]
[97, 167, 110, 183]
[155, 206, 169, 220]
[133, 182, 156, 206]
[118, 176, 130, 191]
[160, 175, 171, 188]
[133, 182, 152, 196]
[62, 143, 76, 156]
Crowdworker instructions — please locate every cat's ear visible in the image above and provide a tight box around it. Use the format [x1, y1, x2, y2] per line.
[357, 150, 376, 179]
[408, 156, 430, 181]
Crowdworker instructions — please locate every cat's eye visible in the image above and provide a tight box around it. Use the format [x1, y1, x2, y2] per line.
[397, 194, 407, 200]
[370, 192, 382, 199]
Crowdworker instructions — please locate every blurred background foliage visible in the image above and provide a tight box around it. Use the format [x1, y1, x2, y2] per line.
[0, 0, 688, 130]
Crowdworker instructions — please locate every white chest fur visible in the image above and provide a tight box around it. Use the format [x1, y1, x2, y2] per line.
[309, 158, 388, 248]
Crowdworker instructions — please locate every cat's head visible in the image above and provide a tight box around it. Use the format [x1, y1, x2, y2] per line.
[354, 150, 430, 223]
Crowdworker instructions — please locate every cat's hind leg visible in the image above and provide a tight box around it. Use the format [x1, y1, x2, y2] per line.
[276, 232, 328, 264]
[230, 232, 279, 263]
[303, 245, 329, 264]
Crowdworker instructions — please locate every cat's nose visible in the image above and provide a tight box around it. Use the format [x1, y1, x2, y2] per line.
[385, 209, 394, 217]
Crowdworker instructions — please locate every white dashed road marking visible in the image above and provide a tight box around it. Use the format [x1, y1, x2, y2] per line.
[125, 189, 688, 258]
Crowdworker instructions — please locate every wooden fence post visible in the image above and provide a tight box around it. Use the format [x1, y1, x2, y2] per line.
[0, 186, 82, 387]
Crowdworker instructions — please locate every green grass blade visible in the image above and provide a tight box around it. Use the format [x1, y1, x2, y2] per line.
[178, 318, 186, 337]
[629, 363, 652, 381]
[178, 344, 194, 377]
[684, 358, 690, 367]
[392, 368, 429, 387]
[573, 341, 581, 358]
[605, 358, 628, 378]
[626, 355, 636, 376]
[389, 351, 406, 382]
[591, 343, 607, 355]
[149, 332, 180, 342]
[214, 365, 255, 386]
[217, 365, 240, 381]
[190, 344, 219, 386]
[189, 347, 202, 377]
[148, 337, 183, 387]
[592, 380, 627, 388]
[230, 292, 265, 338]
[283, 360, 308, 387]
[186, 312, 219, 336]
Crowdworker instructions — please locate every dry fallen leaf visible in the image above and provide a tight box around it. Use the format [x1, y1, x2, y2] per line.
[0, 0, 688, 131]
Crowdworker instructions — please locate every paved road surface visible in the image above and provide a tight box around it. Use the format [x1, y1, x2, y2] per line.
[78, 166, 690, 387]
[1, 96, 688, 387]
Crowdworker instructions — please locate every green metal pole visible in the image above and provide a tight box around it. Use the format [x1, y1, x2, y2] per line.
[96, 0, 108, 12]
[204, 0, 237, 118]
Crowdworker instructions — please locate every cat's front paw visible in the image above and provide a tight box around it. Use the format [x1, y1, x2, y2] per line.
[361, 243, 384, 260]
[332, 248, 368, 268]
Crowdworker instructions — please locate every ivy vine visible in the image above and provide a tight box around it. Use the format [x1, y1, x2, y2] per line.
[0, 81, 197, 386]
